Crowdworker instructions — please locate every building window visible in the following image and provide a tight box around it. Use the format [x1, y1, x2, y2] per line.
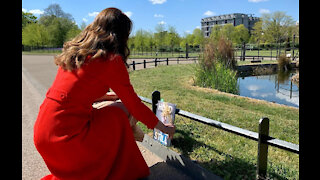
[215, 21, 218, 24]
[225, 20, 228, 24]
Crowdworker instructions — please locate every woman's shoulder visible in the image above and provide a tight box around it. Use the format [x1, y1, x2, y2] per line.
[87, 53, 123, 63]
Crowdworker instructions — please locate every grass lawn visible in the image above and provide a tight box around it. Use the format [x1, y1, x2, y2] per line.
[129, 63, 299, 179]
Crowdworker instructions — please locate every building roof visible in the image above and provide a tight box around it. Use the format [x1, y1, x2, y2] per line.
[201, 13, 258, 22]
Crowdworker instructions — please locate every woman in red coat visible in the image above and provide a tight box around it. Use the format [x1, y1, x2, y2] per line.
[34, 7, 175, 180]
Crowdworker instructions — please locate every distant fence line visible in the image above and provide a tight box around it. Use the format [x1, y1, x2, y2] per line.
[22, 42, 299, 61]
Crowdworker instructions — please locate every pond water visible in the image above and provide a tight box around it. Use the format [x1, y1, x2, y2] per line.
[238, 71, 299, 108]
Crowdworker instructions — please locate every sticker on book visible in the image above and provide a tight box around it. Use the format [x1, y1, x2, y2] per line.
[153, 100, 176, 146]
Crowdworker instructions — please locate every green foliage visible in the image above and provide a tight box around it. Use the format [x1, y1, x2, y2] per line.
[232, 24, 250, 44]
[22, 23, 49, 46]
[195, 37, 239, 94]
[195, 61, 239, 94]
[22, 3, 81, 47]
[22, 11, 37, 28]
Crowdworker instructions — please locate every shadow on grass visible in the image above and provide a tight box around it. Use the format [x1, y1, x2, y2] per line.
[171, 129, 288, 180]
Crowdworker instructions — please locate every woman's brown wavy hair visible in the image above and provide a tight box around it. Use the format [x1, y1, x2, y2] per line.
[54, 7, 132, 71]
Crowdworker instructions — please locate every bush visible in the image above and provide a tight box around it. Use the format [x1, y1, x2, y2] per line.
[195, 62, 239, 94]
[277, 53, 292, 71]
[195, 37, 239, 94]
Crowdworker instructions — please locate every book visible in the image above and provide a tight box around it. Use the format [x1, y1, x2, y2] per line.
[153, 100, 176, 146]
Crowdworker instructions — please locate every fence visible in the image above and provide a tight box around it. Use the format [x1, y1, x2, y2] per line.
[22, 42, 299, 62]
[22, 45, 63, 53]
[138, 91, 299, 179]
[129, 57, 198, 71]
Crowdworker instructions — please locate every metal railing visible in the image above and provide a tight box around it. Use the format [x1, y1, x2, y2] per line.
[139, 91, 299, 179]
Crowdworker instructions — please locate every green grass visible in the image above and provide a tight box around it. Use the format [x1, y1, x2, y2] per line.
[130, 64, 299, 179]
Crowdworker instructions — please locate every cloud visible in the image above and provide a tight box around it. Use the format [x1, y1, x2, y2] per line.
[248, 0, 268, 2]
[259, 9, 270, 14]
[149, 0, 167, 4]
[158, 21, 166, 25]
[23, 8, 44, 15]
[82, 18, 88, 22]
[154, 14, 164, 18]
[124, 11, 133, 18]
[204, 10, 215, 16]
[247, 85, 261, 91]
[88, 12, 99, 17]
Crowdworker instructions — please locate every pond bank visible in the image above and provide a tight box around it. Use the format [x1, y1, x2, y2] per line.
[237, 62, 298, 77]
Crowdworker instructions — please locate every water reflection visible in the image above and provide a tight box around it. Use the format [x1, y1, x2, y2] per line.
[238, 70, 299, 108]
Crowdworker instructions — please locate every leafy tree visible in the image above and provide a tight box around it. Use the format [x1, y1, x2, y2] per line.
[22, 11, 37, 28]
[232, 24, 250, 44]
[65, 26, 82, 41]
[22, 23, 49, 46]
[192, 28, 204, 48]
[261, 11, 295, 44]
[164, 26, 180, 51]
[134, 29, 148, 51]
[209, 25, 222, 42]
[38, 3, 79, 46]
[250, 20, 264, 43]
[154, 24, 166, 50]
[220, 24, 235, 41]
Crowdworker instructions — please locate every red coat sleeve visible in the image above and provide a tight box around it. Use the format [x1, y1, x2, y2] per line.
[105, 55, 159, 129]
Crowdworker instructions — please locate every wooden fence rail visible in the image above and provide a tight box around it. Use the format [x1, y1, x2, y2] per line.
[129, 57, 198, 71]
[138, 91, 299, 180]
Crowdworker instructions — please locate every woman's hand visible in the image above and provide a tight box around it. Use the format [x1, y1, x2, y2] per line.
[155, 121, 176, 139]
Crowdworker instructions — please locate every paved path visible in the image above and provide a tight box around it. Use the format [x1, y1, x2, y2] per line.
[22, 54, 221, 180]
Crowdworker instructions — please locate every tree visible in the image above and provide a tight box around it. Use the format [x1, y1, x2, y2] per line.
[154, 24, 166, 50]
[22, 23, 49, 46]
[251, 20, 264, 43]
[134, 29, 147, 51]
[232, 24, 250, 44]
[210, 25, 222, 42]
[259, 11, 295, 56]
[192, 28, 204, 48]
[22, 11, 37, 28]
[38, 3, 79, 46]
[42, 3, 73, 20]
[65, 26, 82, 41]
[164, 26, 180, 51]
[220, 24, 235, 41]
[261, 11, 295, 44]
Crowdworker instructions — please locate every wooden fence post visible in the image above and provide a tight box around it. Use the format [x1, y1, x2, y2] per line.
[257, 117, 270, 180]
[155, 58, 158, 67]
[144, 60, 146, 69]
[166, 58, 169, 65]
[152, 91, 161, 114]
[132, 61, 136, 71]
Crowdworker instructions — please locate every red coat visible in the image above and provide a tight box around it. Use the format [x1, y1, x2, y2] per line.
[34, 54, 159, 180]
